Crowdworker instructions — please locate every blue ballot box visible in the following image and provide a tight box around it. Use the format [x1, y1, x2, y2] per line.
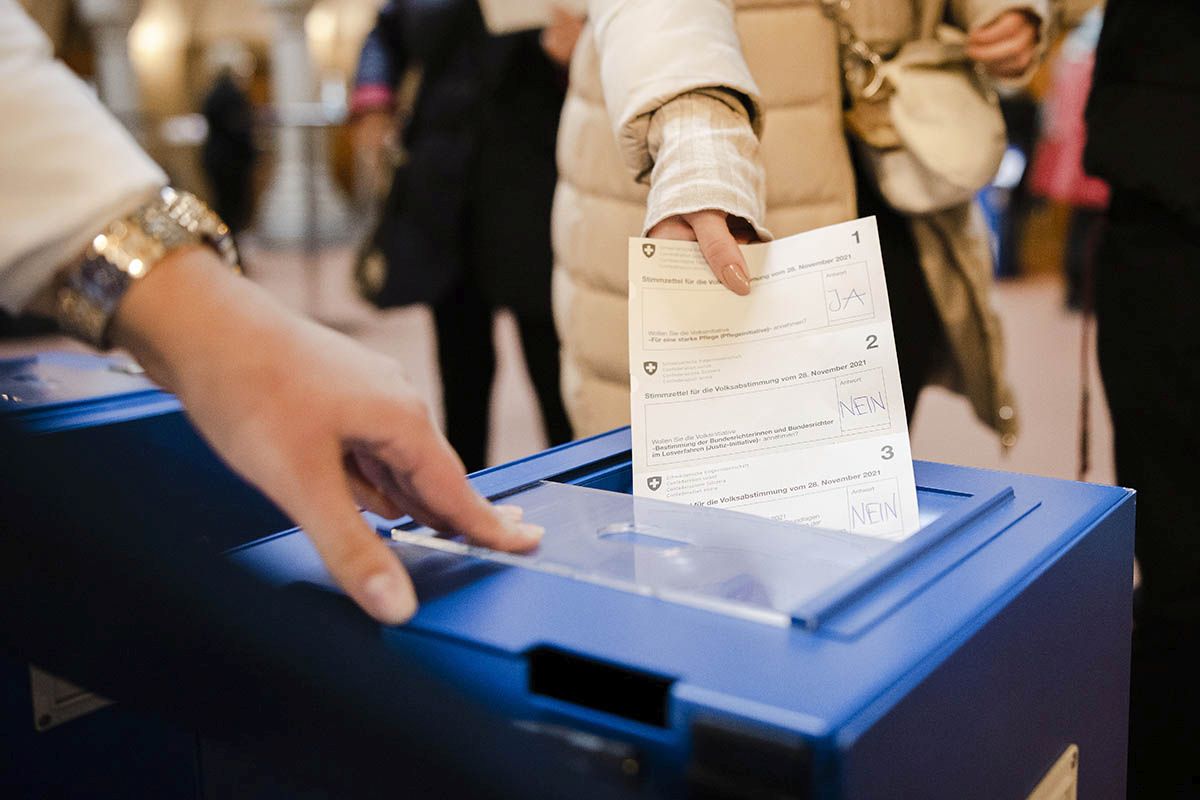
[0, 352, 289, 552]
[235, 429, 1135, 799]
[0, 353, 290, 798]
[1, 353, 1134, 799]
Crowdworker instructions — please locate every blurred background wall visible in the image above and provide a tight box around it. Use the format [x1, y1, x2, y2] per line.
[19, 0, 383, 232]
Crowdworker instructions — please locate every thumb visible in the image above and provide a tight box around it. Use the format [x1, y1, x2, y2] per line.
[279, 446, 418, 625]
[685, 210, 752, 295]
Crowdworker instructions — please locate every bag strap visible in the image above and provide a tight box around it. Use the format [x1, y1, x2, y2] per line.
[818, 0, 952, 98]
[915, 0, 949, 40]
[818, 0, 887, 98]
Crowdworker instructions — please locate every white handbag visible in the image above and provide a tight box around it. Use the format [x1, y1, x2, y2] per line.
[821, 0, 1007, 215]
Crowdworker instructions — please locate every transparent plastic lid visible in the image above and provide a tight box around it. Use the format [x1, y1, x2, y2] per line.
[391, 481, 898, 627]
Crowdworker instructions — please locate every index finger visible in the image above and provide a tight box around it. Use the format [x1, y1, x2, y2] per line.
[380, 432, 544, 552]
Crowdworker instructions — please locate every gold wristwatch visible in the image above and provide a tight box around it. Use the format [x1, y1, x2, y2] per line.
[56, 187, 240, 347]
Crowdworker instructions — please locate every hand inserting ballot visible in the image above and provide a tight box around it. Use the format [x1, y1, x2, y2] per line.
[109, 246, 544, 624]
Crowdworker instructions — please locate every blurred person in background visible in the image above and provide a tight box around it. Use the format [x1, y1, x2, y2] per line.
[1084, 0, 1200, 795]
[351, 1, 580, 473]
[1028, 7, 1108, 309]
[553, 1, 1048, 450]
[992, 89, 1040, 280]
[200, 39, 259, 240]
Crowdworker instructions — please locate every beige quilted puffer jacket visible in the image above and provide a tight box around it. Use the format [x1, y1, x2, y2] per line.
[553, 0, 1045, 443]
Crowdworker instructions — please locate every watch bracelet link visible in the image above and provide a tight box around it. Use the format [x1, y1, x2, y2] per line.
[56, 187, 240, 348]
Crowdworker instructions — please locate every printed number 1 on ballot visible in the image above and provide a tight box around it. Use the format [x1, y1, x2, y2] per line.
[628, 217, 920, 541]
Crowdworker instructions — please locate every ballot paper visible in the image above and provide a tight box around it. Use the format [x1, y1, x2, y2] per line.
[628, 217, 920, 541]
[477, 0, 587, 34]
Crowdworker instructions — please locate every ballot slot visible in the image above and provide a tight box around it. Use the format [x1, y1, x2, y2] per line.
[559, 459, 633, 495]
[385, 426, 995, 630]
[542, 461, 1007, 632]
[392, 480, 898, 628]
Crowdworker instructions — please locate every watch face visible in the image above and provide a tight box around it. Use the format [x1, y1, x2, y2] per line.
[55, 190, 237, 347]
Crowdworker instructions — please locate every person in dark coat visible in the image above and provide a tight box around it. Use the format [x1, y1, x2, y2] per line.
[201, 61, 258, 237]
[352, 0, 578, 472]
[1084, 1, 1200, 795]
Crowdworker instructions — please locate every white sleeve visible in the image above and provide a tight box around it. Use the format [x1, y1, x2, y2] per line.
[588, 0, 763, 180]
[0, 0, 166, 314]
[643, 90, 769, 240]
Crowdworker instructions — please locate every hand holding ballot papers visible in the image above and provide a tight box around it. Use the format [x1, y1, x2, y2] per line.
[629, 218, 921, 541]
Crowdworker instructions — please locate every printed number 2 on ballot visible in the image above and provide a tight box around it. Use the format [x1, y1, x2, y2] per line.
[628, 217, 920, 541]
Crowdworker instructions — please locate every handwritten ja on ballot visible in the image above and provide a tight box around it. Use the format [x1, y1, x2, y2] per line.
[628, 217, 920, 540]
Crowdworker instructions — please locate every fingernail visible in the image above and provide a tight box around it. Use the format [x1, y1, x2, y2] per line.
[516, 522, 544, 542]
[363, 572, 416, 624]
[722, 263, 751, 295]
[494, 504, 525, 521]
